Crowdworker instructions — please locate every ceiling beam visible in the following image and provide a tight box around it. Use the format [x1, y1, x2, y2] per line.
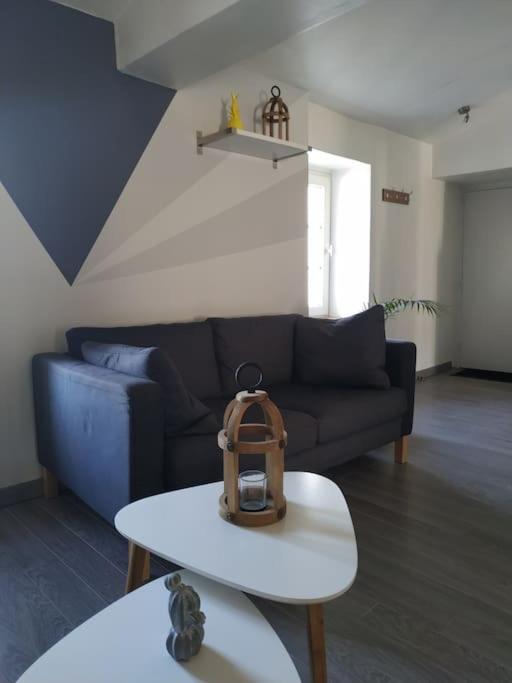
[116, 0, 366, 89]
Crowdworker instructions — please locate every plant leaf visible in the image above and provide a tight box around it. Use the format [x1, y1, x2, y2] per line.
[367, 295, 443, 320]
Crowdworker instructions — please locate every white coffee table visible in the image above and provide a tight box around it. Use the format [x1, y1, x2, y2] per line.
[18, 571, 300, 683]
[115, 472, 358, 683]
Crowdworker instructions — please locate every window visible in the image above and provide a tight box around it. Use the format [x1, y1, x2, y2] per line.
[307, 170, 332, 316]
[308, 149, 371, 319]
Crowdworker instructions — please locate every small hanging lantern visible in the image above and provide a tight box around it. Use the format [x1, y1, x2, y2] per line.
[218, 362, 287, 527]
[262, 85, 290, 141]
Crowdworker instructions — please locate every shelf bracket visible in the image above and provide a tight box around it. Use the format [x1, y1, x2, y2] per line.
[196, 130, 203, 156]
[273, 145, 312, 169]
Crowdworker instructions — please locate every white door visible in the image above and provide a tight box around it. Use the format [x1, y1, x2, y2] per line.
[461, 188, 512, 372]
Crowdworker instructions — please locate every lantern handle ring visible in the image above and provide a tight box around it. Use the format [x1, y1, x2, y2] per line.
[235, 362, 263, 393]
[271, 85, 281, 98]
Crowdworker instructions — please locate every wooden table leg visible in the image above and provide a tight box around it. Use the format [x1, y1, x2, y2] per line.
[125, 542, 150, 594]
[307, 603, 327, 683]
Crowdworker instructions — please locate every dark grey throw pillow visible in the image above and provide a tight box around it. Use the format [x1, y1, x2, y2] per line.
[209, 315, 297, 396]
[295, 306, 390, 389]
[81, 342, 219, 435]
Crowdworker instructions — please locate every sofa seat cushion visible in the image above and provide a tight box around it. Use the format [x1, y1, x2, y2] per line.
[66, 321, 221, 400]
[164, 407, 316, 492]
[269, 384, 407, 444]
[209, 315, 298, 396]
[166, 432, 306, 491]
[202, 398, 318, 456]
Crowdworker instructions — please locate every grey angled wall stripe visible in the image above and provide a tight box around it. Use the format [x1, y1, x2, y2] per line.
[0, 0, 175, 284]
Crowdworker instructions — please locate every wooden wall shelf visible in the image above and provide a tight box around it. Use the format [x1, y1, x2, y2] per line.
[197, 128, 310, 168]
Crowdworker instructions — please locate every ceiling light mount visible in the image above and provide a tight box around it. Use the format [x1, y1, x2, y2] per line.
[458, 105, 471, 124]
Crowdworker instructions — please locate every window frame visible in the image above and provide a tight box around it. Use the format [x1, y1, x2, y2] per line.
[307, 169, 332, 317]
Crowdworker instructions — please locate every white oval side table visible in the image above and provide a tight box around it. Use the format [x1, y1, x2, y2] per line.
[17, 571, 300, 683]
[116, 472, 358, 683]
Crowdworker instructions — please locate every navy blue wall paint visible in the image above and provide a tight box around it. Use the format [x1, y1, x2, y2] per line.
[0, 0, 175, 284]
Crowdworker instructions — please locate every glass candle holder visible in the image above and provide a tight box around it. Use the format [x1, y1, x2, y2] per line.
[239, 470, 267, 512]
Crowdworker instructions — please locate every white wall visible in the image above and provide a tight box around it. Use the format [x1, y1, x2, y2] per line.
[309, 103, 464, 371]
[0, 186, 71, 489]
[461, 188, 512, 372]
[0, 64, 308, 491]
[74, 65, 308, 320]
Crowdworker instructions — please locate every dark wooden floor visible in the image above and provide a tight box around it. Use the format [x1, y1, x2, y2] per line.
[1, 374, 511, 682]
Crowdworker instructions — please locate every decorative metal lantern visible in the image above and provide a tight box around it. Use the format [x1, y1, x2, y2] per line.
[218, 362, 287, 527]
[262, 85, 290, 141]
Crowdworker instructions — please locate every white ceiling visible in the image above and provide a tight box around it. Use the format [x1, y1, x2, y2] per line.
[53, 0, 512, 142]
[52, 0, 131, 22]
[249, 0, 512, 140]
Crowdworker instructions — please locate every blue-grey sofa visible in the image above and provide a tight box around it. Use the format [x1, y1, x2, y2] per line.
[32, 313, 416, 522]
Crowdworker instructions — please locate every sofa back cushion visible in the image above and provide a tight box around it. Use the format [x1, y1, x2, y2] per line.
[67, 321, 221, 399]
[295, 306, 390, 389]
[209, 315, 298, 396]
[81, 342, 217, 435]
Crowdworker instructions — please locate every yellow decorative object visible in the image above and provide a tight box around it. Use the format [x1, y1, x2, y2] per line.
[227, 92, 244, 129]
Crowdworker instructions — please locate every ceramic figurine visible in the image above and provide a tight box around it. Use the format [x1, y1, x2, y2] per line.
[227, 92, 244, 129]
[165, 572, 206, 661]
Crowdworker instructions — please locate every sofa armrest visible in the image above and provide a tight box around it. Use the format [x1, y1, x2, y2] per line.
[385, 340, 416, 435]
[32, 353, 165, 522]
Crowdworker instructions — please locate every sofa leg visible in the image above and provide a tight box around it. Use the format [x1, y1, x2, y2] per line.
[42, 467, 59, 498]
[394, 436, 409, 464]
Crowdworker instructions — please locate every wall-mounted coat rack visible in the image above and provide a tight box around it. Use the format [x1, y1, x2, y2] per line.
[382, 188, 412, 205]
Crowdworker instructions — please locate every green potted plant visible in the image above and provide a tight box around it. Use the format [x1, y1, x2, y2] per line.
[369, 295, 442, 320]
